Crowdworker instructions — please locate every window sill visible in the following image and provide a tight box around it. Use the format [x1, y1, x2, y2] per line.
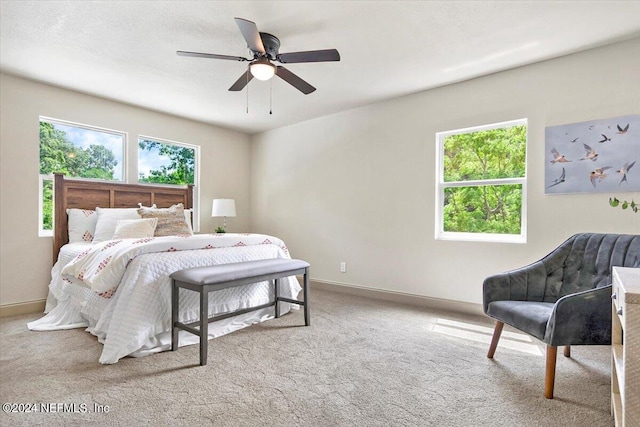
[436, 231, 526, 244]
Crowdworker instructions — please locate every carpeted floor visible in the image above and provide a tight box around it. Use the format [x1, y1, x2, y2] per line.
[0, 287, 613, 426]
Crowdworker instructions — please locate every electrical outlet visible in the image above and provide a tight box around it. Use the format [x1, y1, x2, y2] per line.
[340, 262, 347, 273]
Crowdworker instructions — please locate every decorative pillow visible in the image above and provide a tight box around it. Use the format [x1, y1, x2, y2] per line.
[112, 218, 158, 239]
[137, 203, 193, 237]
[93, 208, 141, 243]
[67, 209, 98, 243]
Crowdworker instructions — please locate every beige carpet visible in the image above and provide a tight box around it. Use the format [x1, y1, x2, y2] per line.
[1, 287, 613, 426]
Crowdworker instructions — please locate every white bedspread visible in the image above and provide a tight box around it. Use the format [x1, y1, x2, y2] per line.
[28, 234, 302, 364]
[61, 233, 290, 294]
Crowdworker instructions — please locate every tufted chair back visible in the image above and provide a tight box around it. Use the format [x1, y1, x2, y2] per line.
[540, 233, 640, 302]
[493, 233, 640, 309]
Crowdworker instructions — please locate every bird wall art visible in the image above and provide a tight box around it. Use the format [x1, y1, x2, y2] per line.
[545, 114, 639, 194]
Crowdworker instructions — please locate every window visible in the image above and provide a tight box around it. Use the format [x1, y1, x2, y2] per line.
[435, 119, 527, 243]
[138, 136, 200, 231]
[137, 136, 197, 186]
[38, 119, 201, 237]
[39, 118, 126, 236]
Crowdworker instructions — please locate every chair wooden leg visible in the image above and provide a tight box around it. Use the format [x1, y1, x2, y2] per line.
[564, 345, 571, 358]
[545, 345, 558, 399]
[487, 321, 504, 358]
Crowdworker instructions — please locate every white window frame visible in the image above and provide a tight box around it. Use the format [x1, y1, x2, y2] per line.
[137, 135, 201, 232]
[38, 117, 128, 237]
[435, 118, 527, 244]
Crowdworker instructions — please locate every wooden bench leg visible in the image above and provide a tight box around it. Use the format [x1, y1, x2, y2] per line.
[564, 345, 571, 358]
[171, 280, 179, 351]
[545, 345, 557, 399]
[487, 321, 504, 358]
[199, 290, 208, 366]
[303, 268, 310, 326]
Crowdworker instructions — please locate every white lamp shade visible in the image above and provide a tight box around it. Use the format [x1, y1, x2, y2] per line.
[211, 199, 236, 217]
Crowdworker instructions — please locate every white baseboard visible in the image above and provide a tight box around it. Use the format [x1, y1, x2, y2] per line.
[0, 299, 46, 318]
[1, 281, 484, 319]
[308, 279, 484, 317]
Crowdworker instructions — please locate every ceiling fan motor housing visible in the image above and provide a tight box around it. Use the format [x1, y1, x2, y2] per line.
[258, 33, 281, 60]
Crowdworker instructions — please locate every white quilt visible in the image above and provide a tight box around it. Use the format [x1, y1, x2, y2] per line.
[28, 234, 302, 364]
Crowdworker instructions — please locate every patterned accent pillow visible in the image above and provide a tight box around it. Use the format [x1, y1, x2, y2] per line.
[112, 218, 158, 239]
[137, 203, 193, 237]
[67, 209, 98, 243]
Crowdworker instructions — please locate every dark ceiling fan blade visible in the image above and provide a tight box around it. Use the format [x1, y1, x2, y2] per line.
[276, 66, 316, 95]
[228, 70, 254, 91]
[277, 49, 340, 64]
[177, 51, 249, 61]
[234, 17, 266, 54]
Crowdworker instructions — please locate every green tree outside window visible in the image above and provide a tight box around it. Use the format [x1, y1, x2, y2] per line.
[138, 139, 195, 185]
[39, 120, 123, 231]
[439, 123, 527, 237]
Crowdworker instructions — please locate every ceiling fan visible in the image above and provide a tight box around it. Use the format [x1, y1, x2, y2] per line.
[177, 17, 340, 95]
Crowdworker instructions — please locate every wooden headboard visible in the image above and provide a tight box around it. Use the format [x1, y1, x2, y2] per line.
[53, 173, 194, 263]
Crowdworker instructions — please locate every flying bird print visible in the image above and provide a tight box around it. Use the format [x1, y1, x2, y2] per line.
[589, 166, 612, 187]
[579, 144, 598, 161]
[547, 167, 566, 188]
[545, 114, 639, 194]
[598, 134, 611, 143]
[617, 161, 636, 185]
[616, 124, 630, 134]
[550, 148, 571, 163]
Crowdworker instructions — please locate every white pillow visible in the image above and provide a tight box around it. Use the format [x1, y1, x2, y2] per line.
[112, 218, 158, 239]
[92, 208, 141, 243]
[183, 208, 194, 233]
[67, 209, 98, 243]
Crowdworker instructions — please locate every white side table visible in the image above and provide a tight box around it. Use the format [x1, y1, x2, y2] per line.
[611, 266, 640, 427]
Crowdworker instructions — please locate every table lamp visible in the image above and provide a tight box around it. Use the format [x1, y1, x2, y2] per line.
[211, 199, 236, 232]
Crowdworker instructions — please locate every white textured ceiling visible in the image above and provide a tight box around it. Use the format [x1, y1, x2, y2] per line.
[2, 1, 640, 134]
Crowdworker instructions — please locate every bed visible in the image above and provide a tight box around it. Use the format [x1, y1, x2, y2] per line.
[28, 174, 301, 364]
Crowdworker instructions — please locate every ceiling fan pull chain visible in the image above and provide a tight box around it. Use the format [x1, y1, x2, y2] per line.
[269, 78, 273, 115]
[246, 65, 249, 114]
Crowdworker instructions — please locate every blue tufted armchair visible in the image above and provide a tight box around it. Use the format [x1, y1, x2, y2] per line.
[483, 233, 640, 399]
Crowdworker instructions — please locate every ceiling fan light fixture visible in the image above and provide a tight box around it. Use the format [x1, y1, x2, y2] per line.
[249, 58, 276, 81]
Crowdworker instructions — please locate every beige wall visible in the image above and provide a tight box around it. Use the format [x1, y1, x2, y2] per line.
[0, 73, 251, 307]
[250, 38, 640, 305]
[2, 39, 639, 311]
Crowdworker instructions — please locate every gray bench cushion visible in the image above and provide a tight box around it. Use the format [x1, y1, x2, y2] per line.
[487, 301, 555, 341]
[170, 258, 310, 286]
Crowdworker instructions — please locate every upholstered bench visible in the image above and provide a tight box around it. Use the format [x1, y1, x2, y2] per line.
[170, 258, 310, 366]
